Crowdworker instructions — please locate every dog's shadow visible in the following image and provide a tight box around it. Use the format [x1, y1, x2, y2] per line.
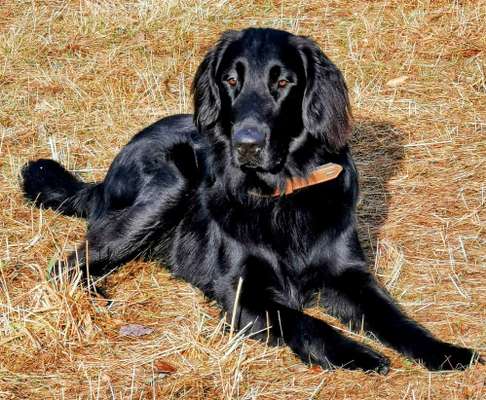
[350, 120, 405, 266]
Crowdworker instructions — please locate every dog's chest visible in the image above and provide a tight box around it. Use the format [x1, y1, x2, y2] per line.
[268, 198, 332, 246]
[271, 258, 324, 308]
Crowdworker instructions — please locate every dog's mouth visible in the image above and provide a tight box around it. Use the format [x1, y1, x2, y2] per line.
[239, 158, 285, 175]
[233, 148, 286, 174]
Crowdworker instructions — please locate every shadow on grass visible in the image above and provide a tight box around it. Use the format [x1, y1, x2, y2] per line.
[350, 120, 405, 266]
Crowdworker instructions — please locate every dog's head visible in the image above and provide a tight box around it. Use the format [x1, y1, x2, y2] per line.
[192, 28, 351, 176]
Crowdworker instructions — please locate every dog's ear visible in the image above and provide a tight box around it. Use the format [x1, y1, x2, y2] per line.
[293, 36, 352, 152]
[192, 30, 240, 131]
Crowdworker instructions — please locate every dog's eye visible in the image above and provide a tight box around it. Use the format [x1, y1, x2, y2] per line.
[227, 77, 238, 87]
[278, 79, 289, 88]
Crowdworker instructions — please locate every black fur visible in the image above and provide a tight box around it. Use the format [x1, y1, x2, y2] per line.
[21, 28, 480, 373]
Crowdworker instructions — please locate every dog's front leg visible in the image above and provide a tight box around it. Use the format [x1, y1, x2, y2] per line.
[322, 266, 481, 370]
[215, 262, 390, 374]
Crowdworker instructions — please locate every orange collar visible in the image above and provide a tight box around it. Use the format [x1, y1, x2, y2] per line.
[251, 162, 343, 197]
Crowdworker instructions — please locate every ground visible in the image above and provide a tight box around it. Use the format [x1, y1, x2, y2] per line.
[0, 1, 485, 399]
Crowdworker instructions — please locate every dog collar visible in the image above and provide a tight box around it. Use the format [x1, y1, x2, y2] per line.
[251, 162, 343, 198]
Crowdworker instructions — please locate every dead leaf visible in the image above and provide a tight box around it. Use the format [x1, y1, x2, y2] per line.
[119, 324, 154, 337]
[386, 75, 409, 88]
[154, 359, 177, 374]
[462, 48, 481, 58]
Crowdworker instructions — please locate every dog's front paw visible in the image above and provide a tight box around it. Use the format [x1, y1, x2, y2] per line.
[337, 342, 390, 374]
[313, 340, 390, 374]
[419, 341, 481, 371]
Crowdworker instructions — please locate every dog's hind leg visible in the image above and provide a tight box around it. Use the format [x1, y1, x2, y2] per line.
[53, 207, 160, 287]
[51, 177, 188, 286]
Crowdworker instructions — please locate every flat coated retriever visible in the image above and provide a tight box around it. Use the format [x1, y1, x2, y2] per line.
[21, 28, 481, 373]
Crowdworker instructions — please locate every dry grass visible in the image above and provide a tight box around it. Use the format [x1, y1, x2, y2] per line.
[1, 0, 485, 399]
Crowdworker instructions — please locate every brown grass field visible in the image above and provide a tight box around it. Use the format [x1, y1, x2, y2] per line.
[1, 0, 485, 398]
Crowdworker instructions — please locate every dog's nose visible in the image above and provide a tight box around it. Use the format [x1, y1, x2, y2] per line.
[233, 129, 265, 161]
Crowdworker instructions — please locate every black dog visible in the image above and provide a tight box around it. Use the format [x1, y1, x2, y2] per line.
[21, 28, 480, 373]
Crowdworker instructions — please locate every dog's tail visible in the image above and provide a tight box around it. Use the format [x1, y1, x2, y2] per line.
[21, 159, 100, 218]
